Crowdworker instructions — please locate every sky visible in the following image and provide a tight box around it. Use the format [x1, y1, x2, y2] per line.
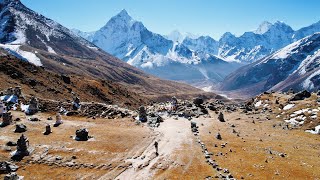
[21, 0, 320, 39]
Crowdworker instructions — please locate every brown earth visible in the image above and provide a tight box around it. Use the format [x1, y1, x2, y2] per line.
[0, 92, 319, 179]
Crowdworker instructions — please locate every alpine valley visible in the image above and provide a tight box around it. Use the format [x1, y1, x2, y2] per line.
[74, 10, 320, 95]
[1, 1, 320, 180]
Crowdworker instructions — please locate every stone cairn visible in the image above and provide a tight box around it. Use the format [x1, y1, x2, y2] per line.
[138, 106, 147, 122]
[218, 112, 225, 122]
[0, 112, 12, 127]
[43, 124, 52, 135]
[0, 101, 6, 116]
[26, 96, 38, 115]
[16, 134, 29, 155]
[11, 134, 30, 160]
[53, 113, 63, 127]
[75, 128, 89, 141]
[171, 96, 178, 111]
[72, 96, 81, 110]
[191, 121, 198, 133]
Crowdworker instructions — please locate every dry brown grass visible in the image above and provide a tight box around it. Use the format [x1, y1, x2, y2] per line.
[194, 93, 320, 179]
[0, 111, 153, 180]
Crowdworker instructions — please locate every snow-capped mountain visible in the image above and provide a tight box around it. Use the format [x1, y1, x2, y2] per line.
[220, 32, 320, 95]
[218, 20, 320, 63]
[182, 36, 219, 56]
[293, 21, 320, 41]
[0, 0, 100, 66]
[74, 9, 240, 84]
[91, 9, 173, 62]
[164, 30, 185, 43]
[71, 29, 95, 42]
[218, 21, 295, 62]
[254, 21, 273, 34]
[0, 0, 204, 96]
[72, 9, 320, 88]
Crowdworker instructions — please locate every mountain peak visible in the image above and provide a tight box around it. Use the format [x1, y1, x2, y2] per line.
[115, 9, 132, 20]
[254, 20, 293, 35]
[255, 21, 273, 34]
[166, 30, 185, 42]
[118, 9, 129, 16]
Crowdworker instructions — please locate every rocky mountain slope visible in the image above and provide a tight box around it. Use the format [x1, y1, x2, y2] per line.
[220, 32, 320, 96]
[0, 50, 147, 108]
[0, 0, 208, 99]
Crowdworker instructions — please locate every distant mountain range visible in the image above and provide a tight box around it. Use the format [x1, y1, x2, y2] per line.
[72, 10, 242, 84]
[220, 32, 320, 95]
[73, 9, 320, 87]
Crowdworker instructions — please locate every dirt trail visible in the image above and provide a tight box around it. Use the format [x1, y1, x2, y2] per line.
[115, 117, 193, 180]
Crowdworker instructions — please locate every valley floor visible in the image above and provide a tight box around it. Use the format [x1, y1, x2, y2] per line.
[1, 104, 319, 179]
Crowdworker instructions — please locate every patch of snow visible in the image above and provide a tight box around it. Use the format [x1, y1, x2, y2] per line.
[305, 125, 320, 134]
[0, 44, 42, 66]
[202, 86, 213, 92]
[283, 104, 295, 110]
[47, 46, 56, 54]
[285, 115, 306, 125]
[87, 46, 99, 51]
[255, 100, 262, 108]
[20, 104, 29, 112]
[141, 61, 153, 69]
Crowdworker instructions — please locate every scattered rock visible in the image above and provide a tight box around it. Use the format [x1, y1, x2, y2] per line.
[75, 128, 89, 141]
[193, 97, 204, 106]
[6, 141, 17, 147]
[29, 117, 40, 121]
[290, 90, 311, 101]
[0, 162, 19, 174]
[216, 133, 222, 140]
[4, 172, 23, 180]
[0, 112, 13, 127]
[218, 112, 225, 122]
[14, 124, 27, 133]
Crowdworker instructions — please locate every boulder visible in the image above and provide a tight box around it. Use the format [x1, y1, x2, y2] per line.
[290, 90, 311, 101]
[207, 104, 216, 111]
[75, 128, 89, 141]
[14, 124, 27, 133]
[6, 141, 17, 147]
[0, 112, 12, 127]
[4, 172, 23, 180]
[61, 75, 71, 84]
[193, 97, 204, 106]
[0, 162, 19, 174]
[29, 117, 40, 122]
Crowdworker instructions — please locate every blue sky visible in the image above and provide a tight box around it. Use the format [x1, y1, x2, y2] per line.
[21, 0, 320, 39]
